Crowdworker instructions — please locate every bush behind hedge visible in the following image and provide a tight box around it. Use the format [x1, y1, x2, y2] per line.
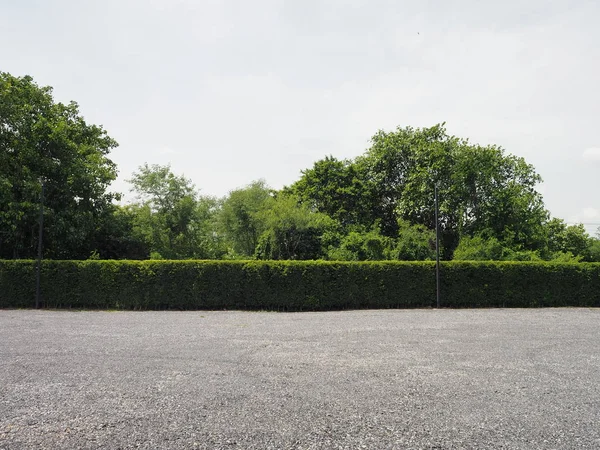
[0, 260, 599, 310]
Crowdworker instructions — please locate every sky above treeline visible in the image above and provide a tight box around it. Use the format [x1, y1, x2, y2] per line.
[2, 0, 599, 234]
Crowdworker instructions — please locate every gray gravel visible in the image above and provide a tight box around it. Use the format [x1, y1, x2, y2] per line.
[1, 309, 599, 449]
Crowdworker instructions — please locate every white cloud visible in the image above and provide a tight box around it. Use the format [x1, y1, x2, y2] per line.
[582, 148, 600, 161]
[583, 207, 600, 220]
[155, 147, 178, 156]
[2, 0, 599, 217]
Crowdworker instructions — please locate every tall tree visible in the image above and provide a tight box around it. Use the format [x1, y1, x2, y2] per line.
[0, 72, 118, 258]
[90, 204, 150, 260]
[588, 237, 600, 262]
[288, 124, 547, 259]
[254, 194, 335, 260]
[218, 180, 273, 258]
[545, 218, 589, 256]
[358, 124, 547, 257]
[128, 164, 221, 259]
[286, 156, 375, 229]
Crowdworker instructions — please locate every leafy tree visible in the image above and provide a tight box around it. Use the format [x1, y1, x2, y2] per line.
[453, 235, 507, 261]
[289, 124, 548, 260]
[255, 194, 335, 260]
[392, 220, 435, 261]
[0, 72, 118, 258]
[286, 156, 375, 229]
[587, 238, 600, 262]
[218, 180, 273, 258]
[326, 220, 434, 261]
[587, 227, 600, 262]
[90, 205, 149, 260]
[454, 223, 593, 262]
[128, 164, 221, 259]
[544, 218, 591, 258]
[547, 251, 583, 263]
[194, 196, 228, 259]
[453, 235, 542, 261]
[355, 125, 441, 237]
[326, 227, 390, 261]
[358, 124, 547, 257]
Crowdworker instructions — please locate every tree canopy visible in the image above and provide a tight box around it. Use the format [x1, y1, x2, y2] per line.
[0, 72, 118, 259]
[3, 73, 598, 262]
[127, 163, 223, 260]
[290, 124, 549, 259]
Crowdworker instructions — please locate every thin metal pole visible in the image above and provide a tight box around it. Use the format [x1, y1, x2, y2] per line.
[35, 179, 44, 309]
[435, 184, 440, 308]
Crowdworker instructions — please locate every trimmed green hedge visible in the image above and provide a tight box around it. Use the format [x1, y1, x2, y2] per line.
[1, 260, 599, 310]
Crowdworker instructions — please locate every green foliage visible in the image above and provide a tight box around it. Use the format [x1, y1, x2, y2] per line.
[0, 72, 588, 266]
[393, 220, 436, 261]
[454, 235, 515, 261]
[219, 182, 336, 260]
[358, 124, 547, 257]
[1, 260, 598, 310]
[327, 228, 391, 261]
[455, 223, 595, 262]
[562, 224, 590, 256]
[587, 239, 600, 262]
[0, 72, 118, 259]
[286, 156, 375, 229]
[378, 125, 546, 258]
[129, 163, 195, 212]
[441, 261, 600, 307]
[127, 164, 224, 259]
[91, 205, 149, 259]
[503, 250, 543, 261]
[548, 252, 583, 263]
[454, 235, 544, 261]
[254, 194, 335, 260]
[544, 218, 592, 260]
[590, 228, 600, 262]
[218, 180, 273, 257]
[327, 221, 434, 261]
[287, 124, 548, 260]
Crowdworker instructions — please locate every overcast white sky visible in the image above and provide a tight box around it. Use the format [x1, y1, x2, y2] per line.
[2, 0, 599, 234]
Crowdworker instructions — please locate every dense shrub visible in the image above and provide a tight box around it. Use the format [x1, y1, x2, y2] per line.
[0, 260, 598, 310]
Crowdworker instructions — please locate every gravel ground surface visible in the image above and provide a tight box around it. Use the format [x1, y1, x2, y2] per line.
[1, 308, 599, 449]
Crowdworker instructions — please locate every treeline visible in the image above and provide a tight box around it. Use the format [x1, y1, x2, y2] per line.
[2, 72, 599, 262]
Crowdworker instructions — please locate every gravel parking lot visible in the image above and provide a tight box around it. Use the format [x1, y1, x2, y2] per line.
[1, 308, 599, 449]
